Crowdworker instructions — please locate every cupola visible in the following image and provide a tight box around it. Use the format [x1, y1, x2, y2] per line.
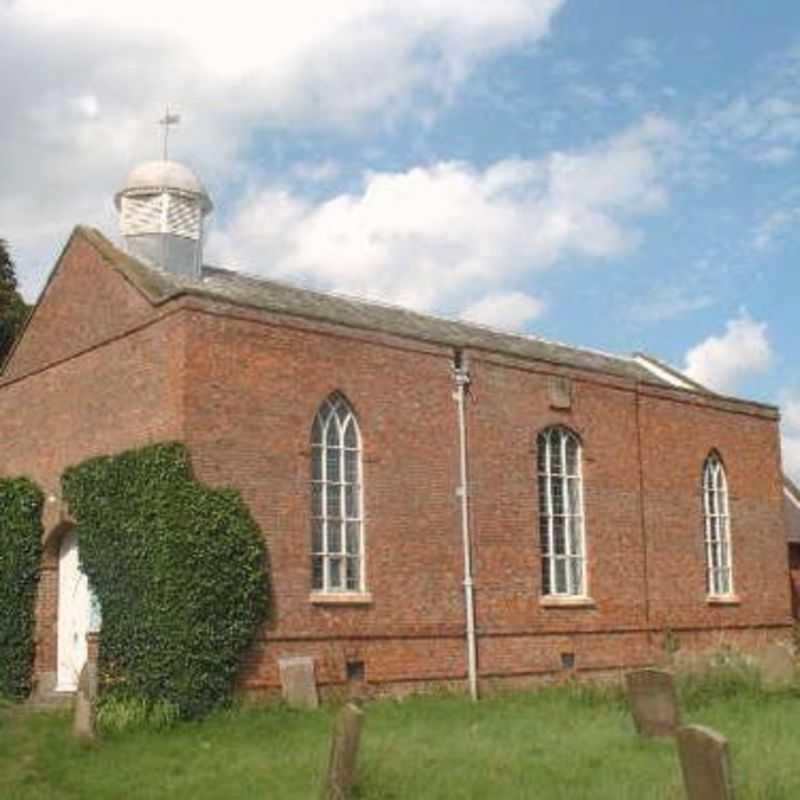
[114, 160, 213, 278]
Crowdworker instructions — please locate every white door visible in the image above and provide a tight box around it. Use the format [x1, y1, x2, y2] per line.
[56, 530, 90, 691]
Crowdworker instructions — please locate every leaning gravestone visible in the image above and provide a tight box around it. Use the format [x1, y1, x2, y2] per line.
[625, 668, 680, 737]
[321, 703, 365, 800]
[755, 643, 794, 690]
[677, 724, 736, 800]
[278, 656, 319, 710]
[72, 663, 98, 741]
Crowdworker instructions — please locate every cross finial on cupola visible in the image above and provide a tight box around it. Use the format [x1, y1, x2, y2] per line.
[114, 111, 212, 279]
[158, 107, 181, 162]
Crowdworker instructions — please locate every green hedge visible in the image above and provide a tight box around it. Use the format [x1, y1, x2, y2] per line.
[62, 442, 268, 719]
[0, 478, 43, 699]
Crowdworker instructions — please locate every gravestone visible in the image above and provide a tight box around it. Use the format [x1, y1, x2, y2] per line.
[72, 663, 98, 741]
[278, 656, 319, 710]
[677, 724, 736, 800]
[755, 643, 794, 689]
[625, 668, 680, 737]
[321, 703, 364, 800]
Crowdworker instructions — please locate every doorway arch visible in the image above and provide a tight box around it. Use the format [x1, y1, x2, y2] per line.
[56, 529, 91, 691]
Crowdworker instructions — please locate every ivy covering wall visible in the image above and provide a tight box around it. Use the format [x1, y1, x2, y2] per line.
[0, 477, 43, 699]
[61, 442, 268, 719]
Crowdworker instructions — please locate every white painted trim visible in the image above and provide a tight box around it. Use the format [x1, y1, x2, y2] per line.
[784, 485, 800, 511]
[540, 595, 595, 608]
[706, 594, 740, 606]
[633, 354, 694, 389]
[309, 593, 373, 605]
[311, 394, 366, 594]
[537, 427, 587, 598]
[703, 455, 734, 598]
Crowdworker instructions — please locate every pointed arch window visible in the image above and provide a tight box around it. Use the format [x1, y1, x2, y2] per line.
[311, 393, 364, 593]
[703, 452, 733, 597]
[537, 426, 586, 597]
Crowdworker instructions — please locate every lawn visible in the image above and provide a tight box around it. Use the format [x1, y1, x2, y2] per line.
[1, 683, 798, 799]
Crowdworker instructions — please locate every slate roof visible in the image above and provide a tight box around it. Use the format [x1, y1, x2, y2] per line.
[77, 227, 672, 387]
[200, 265, 670, 383]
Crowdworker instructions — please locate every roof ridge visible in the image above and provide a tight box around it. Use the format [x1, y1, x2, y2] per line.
[201, 264, 635, 367]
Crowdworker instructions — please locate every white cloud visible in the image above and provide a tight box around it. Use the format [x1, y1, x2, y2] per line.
[291, 160, 342, 184]
[630, 285, 713, 323]
[614, 37, 660, 73]
[460, 292, 545, 331]
[684, 311, 773, 394]
[698, 41, 800, 171]
[0, 0, 565, 299]
[752, 207, 800, 251]
[755, 145, 796, 165]
[208, 116, 678, 314]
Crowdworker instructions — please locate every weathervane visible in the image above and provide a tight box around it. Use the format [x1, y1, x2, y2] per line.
[158, 107, 181, 161]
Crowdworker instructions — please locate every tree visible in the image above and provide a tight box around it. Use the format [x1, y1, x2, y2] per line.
[0, 239, 30, 363]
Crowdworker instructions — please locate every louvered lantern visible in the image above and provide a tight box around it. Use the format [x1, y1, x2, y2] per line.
[115, 160, 213, 278]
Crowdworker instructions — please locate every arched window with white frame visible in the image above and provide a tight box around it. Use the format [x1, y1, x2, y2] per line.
[310, 393, 364, 594]
[536, 426, 586, 597]
[703, 452, 733, 597]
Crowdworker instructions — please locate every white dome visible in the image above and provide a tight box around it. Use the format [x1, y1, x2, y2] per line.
[114, 160, 212, 213]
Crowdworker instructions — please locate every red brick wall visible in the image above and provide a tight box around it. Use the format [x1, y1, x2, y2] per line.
[3, 232, 158, 382]
[0, 239, 186, 682]
[180, 303, 467, 690]
[178, 306, 792, 693]
[0, 232, 791, 696]
[639, 390, 789, 634]
[465, 354, 651, 678]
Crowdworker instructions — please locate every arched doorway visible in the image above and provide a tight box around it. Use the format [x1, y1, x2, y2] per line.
[56, 529, 92, 691]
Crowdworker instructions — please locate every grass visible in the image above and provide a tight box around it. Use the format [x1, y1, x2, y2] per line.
[2, 682, 800, 799]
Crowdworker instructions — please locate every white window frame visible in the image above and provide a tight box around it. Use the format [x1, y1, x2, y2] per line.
[310, 393, 365, 595]
[536, 426, 587, 597]
[703, 452, 734, 597]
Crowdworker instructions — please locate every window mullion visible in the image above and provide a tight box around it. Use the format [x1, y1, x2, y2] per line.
[562, 470, 571, 593]
[312, 399, 364, 595]
[339, 425, 346, 558]
[576, 437, 585, 596]
[547, 440, 555, 595]
[703, 457, 733, 597]
[705, 506, 713, 594]
[321, 419, 329, 593]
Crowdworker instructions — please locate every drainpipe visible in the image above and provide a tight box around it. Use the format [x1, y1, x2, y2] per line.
[453, 356, 478, 701]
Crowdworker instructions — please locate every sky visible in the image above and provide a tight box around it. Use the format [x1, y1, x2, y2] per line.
[2, 0, 799, 481]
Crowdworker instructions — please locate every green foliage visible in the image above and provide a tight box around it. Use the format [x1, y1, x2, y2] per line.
[61, 442, 269, 720]
[560, 677, 626, 709]
[0, 478, 43, 699]
[675, 646, 763, 709]
[0, 239, 30, 363]
[662, 627, 680, 656]
[97, 695, 179, 734]
[0, 239, 18, 289]
[8, 688, 800, 798]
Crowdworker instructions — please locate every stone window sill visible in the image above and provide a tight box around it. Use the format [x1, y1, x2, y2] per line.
[540, 595, 596, 609]
[706, 594, 740, 606]
[309, 593, 373, 606]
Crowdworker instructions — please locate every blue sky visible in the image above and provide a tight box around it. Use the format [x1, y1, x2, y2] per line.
[2, 0, 799, 477]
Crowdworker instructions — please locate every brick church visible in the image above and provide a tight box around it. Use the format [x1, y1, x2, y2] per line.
[0, 160, 792, 699]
